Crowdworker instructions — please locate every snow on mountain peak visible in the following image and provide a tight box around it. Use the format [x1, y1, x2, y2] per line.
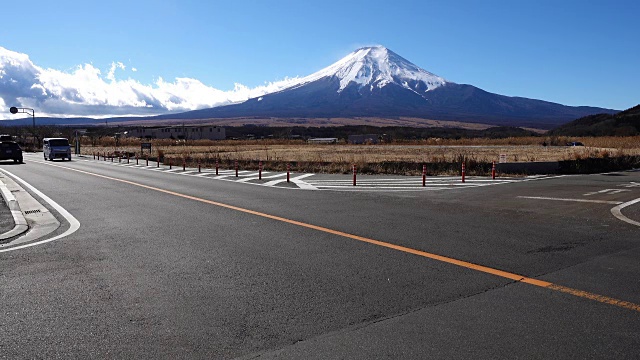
[292, 45, 448, 95]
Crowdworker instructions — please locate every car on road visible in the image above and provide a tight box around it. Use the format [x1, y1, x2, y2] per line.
[43, 137, 72, 161]
[0, 141, 23, 163]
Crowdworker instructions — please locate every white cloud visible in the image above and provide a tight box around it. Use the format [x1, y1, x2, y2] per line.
[0, 46, 299, 120]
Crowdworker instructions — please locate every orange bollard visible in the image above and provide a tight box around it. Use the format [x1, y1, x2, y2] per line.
[462, 162, 466, 183]
[353, 164, 357, 186]
[492, 161, 496, 180]
[287, 163, 290, 183]
[259, 161, 262, 180]
[422, 164, 426, 187]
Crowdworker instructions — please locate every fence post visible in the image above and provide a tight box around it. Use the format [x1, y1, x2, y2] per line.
[422, 164, 426, 187]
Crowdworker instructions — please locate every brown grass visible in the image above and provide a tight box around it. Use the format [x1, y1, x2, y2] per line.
[81, 136, 640, 175]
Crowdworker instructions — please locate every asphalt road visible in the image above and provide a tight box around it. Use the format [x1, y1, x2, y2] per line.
[1, 153, 639, 359]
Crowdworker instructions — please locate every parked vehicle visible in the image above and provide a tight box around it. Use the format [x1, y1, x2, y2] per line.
[566, 141, 585, 146]
[0, 141, 23, 163]
[43, 138, 72, 161]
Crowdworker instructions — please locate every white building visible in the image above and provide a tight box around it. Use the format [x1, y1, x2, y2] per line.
[127, 125, 226, 140]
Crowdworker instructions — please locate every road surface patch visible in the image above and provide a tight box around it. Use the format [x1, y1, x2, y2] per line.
[32, 160, 640, 313]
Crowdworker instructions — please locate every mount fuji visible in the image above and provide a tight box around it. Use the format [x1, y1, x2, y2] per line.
[161, 46, 616, 128]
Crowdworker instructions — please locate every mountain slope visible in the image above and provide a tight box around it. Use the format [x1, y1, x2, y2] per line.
[549, 105, 640, 136]
[158, 46, 617, 128]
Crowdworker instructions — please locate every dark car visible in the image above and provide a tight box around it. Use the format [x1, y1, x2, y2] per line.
[0, 141, 23, 163]
[566, 141, 585, 146]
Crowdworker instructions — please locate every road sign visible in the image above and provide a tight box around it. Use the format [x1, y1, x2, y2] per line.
[499, 154, 507, 163]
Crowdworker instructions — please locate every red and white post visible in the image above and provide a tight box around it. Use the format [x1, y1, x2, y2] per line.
[198, 160, 201, 173]
[286, 163, 290, 183]
[146, 155, 149, 166]
[215, 158, 219, 175]
[235, 160, 238, 177]
[182, 158, 186, 171]
[258, 161, 262, 180]
[491, 160, 496, 180]
[461, 162, 466, 183]
[422, 164, 426, 187]
[352, 164, 357, 186]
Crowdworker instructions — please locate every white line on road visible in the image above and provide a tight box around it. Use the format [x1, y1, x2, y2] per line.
[517, 196, 623, 205]
[611, 197, 640, 227]
[0, 169, 80, 253]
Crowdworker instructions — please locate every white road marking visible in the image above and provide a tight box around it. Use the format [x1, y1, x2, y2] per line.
[263, 173, 314, 187]
[518, 196, 623, 205]
[584, 189, 631, 196]
[611, 197, 640, 227]
[0, 169, 80, 253]
[236, 173, 285, 182]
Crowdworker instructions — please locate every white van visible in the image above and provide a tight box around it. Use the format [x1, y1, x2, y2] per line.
[43, 138, 72, 161]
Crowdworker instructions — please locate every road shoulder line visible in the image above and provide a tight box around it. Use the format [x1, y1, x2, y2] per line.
[611, 197, 640, 227]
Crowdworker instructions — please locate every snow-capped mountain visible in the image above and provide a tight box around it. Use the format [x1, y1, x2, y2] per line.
[287, 46, 447, 95]
[161, 46, 616, 128]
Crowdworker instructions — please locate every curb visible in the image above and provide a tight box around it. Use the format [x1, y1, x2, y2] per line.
[0, 180, 29, 240]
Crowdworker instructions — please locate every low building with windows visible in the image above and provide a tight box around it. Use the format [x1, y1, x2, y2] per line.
[127, 125, 226, 140]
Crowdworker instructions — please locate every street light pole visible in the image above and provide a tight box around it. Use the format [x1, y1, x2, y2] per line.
[9, 106, 35, 128]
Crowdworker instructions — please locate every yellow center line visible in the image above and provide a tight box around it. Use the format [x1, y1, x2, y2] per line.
[37, 159, 640, 313]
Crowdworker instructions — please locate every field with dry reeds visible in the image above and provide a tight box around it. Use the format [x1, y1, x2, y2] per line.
[82, 135, 640, 175]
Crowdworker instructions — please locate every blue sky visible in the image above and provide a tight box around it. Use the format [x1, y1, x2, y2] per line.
[1, 0, 638, 118]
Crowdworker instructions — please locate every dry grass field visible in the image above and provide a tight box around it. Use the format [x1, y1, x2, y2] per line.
[82, 135, 640, 175]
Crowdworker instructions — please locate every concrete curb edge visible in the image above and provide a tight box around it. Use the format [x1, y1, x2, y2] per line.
[0, 180, 29, 240]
